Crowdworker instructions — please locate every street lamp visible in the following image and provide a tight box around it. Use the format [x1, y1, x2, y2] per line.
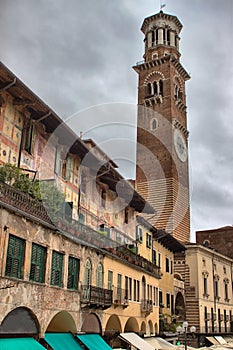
[176, 322, 196, 350]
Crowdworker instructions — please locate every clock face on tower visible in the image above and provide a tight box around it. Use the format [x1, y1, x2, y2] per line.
[174, 129, 187, 162]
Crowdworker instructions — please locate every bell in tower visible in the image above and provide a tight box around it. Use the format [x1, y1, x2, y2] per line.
[134, 10, 191, 243]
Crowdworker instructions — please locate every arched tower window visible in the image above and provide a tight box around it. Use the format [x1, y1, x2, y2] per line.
[153, 81, 158, 95]
[159, 80, 163, 97]
[151, 30, 155, 46]
[147, 83, 152, 96]
[155, 28, 159, 44]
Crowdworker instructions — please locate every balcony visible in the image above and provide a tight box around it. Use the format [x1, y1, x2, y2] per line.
[81, 285, 113, 309]
[113, 288, 128, 309]
[141, 299, 153, 314]
[105, 246, 162, 279]
[0, 181, 52, 225]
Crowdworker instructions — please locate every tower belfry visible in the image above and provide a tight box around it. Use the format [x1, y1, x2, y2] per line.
[134, 11, 191, 243]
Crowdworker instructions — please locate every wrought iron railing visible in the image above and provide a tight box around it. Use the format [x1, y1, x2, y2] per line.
[141, 299, 153, 313]
[81, 285, 113, 308]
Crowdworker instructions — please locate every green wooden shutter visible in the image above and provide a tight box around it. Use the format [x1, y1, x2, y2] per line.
[5, 235, 25, 279]
[30, 243, 46, 283]
[51, 251, 63, 287]
[67, 256, 80, 290]
[96, 263, 103, 288]
[65, 156, 72, 181]
[54, 147, 62, 175]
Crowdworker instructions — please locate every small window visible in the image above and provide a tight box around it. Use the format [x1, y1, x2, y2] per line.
[136, 226, 143, 243]
[23, 124, 35, 155]
[5, 234, 25, 279]
[166, 257, 170, 273]
[30, 243, 46, 283]
[50, 251, 64, 287]
[151, 118, 157, 130]
[147, 83, 152, 96]
[146, 233, 152, 248]
[152, 249, 156, 264]
[67, 256, 80, 290]
[166, 293, 170, 308]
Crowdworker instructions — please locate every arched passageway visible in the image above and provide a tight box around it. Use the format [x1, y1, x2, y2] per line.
[140, 321, 146, 334]
[81, 313, 102, 334]
[46, 311, 76, 333]
[124, 317, 139, 333]
[105, 314, 122, 333]
[0, 307, 39, 335]
[175, 291, 185, 321]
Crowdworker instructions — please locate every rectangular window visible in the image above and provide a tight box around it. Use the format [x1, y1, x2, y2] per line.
[158, 253, 161, 268]
[146, 233, 152, 248]
[5, 234, 25, 279]
[30, 243, 46, 283]
[50, 251, 64, 287]
[137, 280, 140, 302]
[152, 249, 156, 264]
[129, 277, 132, 300]
[133, 279, 137, 301]
[203, 277, 208, 295]
[171, 294, 174, 314]
[166, 293, 170, 308]
[125, 276, 129, 300]
[170, 260, 173, 274]
[136, 226, 143, 243]
[67, 256, 80, 290]
[166, 257, 170, 273]
[117, 274, 122, 301]
[108, 270, 113, 290]
[23, 124, 35, 155]
[159, 290, 163, 306]
[64, 155, 72, 181]
[54, 146, 62, 176]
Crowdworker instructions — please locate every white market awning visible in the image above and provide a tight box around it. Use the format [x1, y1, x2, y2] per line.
[119, 333, 155, 350]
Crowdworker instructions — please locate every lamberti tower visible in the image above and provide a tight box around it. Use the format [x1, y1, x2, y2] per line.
[134, 10, 191, 243]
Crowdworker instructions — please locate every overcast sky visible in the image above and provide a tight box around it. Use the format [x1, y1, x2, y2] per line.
[0, 0, 232, 241]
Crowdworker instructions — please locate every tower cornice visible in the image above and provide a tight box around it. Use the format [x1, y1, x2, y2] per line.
[133, 55, 190, 81]
[141, 11, 183, 34]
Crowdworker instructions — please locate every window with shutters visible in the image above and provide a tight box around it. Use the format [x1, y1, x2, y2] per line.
[5, 234, 25, 279]
[107, 270, 113, 290]
[29, 243, 46, 283]
[50, 251, 64, 287]
[67, 256, 80, 290]
[54, 146, 62, 176]
[96, 263, 103, 288]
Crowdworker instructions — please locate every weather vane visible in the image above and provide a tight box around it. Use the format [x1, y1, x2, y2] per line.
[159, 0, 166, 11]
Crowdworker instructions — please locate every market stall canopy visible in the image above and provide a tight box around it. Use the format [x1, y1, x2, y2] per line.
[145, 337, 176, 349]
[76, 334, 112, 350]
[0, 337, 45, 350]
[119, 333, 155, 350]
[44, 333, 83, 350]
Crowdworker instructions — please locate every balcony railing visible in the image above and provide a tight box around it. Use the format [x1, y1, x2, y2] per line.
[105, 246, 162, 279]
[113, 288, 129, 308]
[0, 181, 53, 225]
[81, 285, 113, 309]
[141, 299, 153, 313]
